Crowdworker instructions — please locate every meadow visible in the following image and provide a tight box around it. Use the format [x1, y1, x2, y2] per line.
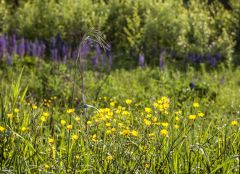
[0, 0, 240, 173]
[0, 58, 239, 173]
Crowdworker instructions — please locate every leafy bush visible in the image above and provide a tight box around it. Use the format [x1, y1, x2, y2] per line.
[0, 1, 10, 33]
[184, 1, 235, 64]
[13, 0, 108, 41]
[142, 0, 189, 64]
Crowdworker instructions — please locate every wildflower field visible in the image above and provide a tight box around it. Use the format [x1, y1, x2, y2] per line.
[1, 0, 240, 173]
[0, 61, 239, 173]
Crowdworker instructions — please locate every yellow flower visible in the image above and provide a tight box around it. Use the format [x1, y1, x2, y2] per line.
[75, 116, 81, 122]
[145, 107, 152, 113]
[125, 99, 132, 105]
[7, 113, 13, 119]
[110, 102, 115, 107]
[148, 133, 155, 138]
[131, 130, 138, 137]
[153, 117, 158, 123]
[161, 122, 169, 128]
[145, 163, 150, 169]
[106, 130, 112, 135]
[106, 155, 113, 161]
[43, 112, 49, 117]
[188, 114, 196, 120]
[105, 123, 111, 127]
[0, 126, 5, 132]
[111, 128, 116, 132]
[21, 126, 27, 132]
[92, 134, 98, 142]
[40, 116, 47, 122]
[193, 102, 200, 108]
[87, 121, 93, 125]
[44, 164, 50, 169]
[160, 129, 168, 137]
[163, 103, 169, 109]
[48, 138, 54, 144]
[118, 123, 124, 128]
[174, 124, 179, 129]
[175, 116, 180, 122]
[122, 111, 130, 116]
[175, 110, 182, 115]
[14, 108, 19, 113]
[231, 120, 238, 126]
[144, 119, 151, 126]
[66, 124, 73, 130]
[197, 112, 204, 117]
[60, 119, 66, 125]
[120, 129, 130, 136]
[32, 105, 37, 110]
[67, 108, 75, 114]
[146, 114, 152, 118]
[71, 134, 78, 140]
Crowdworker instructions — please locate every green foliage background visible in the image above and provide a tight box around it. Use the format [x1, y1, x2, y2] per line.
[1, 0, 240, 64]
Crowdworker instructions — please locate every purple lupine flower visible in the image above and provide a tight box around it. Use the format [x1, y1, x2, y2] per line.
[108, 54, 113, 70]
[215, 54, 221, 62]
[56, 34, 63, 50]
[39, 42, 46, 58]
[0, 35, 7, 57]
[92, 56, 98, 69]
[80, 42, 89, 58]
[51, 48, 58, 61]
[138, 53, 145, 67]
[96, 44, 101, 58]
[62, 44, 68, 63]
[7, 54, 13, 65]
[208, 54, 217, 67]
[26, 41, 33, 56]
[187, 53, 195, 63]
[17, 38, 25, 57]
[6, 35, 16, 56]
[50, 37, 56, 50]
[189, 82, 196, 89]
[71, 49, 78, 60]
[12, 34, 17, 54]
[102, 54, 107, 67]
[159, 51, 165, 71]
[31, 42, 37, 57]
[106, 45, 113, 69]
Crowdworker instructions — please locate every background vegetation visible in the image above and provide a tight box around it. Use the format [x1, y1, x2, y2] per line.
[1, 0, 240, 67]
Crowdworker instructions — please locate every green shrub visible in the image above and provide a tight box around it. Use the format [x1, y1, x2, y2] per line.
[184, 1, 235, 64]
[0, 1, 10, 33]
[13, 0, 108, 41]
[142, 0, 188, 64]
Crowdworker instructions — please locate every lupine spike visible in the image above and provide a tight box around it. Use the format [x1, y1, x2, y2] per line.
[138, 53, 145, 67]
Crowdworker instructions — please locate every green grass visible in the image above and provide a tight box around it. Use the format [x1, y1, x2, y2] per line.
[0, 61, 239, 173]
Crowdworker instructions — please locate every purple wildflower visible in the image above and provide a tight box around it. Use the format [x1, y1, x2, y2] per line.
[17, 38, 25, 57]
[108, 54, 113, 69]
[159, 51, 165, 71]
[189, 82, 196, 89]
[0, 36, 7, 57]
[138, 53, 145, 67]
[92, 56, 98, 69]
